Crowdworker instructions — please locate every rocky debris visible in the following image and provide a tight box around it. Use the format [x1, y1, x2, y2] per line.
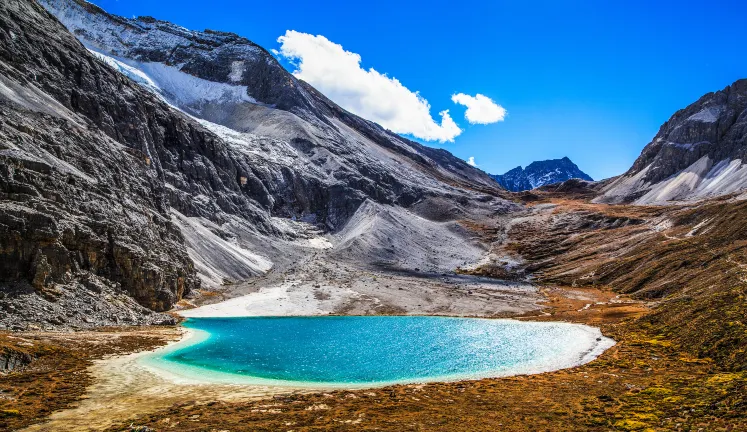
[330, 200, 487, 274]
[596, 79, 747, 204]
[184, 248, 541, 318]
[0, 274, 175, 331]
[492, 157, 593, 192]
[0, 345, 32, 372]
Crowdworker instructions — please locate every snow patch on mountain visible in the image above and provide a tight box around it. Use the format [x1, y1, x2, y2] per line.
[229, 61, 245, 82]
[41, 0, 263, 63]
[137, 62, 254, 106]
[87, 49, 160, 93]
[87, 48, 255, 109]
[687, 106, 723, 123]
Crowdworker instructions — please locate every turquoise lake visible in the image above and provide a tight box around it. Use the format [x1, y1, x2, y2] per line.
[144, 316, 613, 387]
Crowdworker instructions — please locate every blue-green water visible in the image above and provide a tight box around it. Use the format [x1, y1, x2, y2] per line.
[145, 316, 613, 387]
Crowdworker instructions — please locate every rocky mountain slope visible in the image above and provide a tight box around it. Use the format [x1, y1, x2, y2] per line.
[492, 157, 593, 191]
[40, 0, 500, 202]
[0, 0, 513, 330]
[596, 79, 747, 204]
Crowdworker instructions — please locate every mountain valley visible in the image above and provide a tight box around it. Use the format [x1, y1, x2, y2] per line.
[0, 1, 745, 431]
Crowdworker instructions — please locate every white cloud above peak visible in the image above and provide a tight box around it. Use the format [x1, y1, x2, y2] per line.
[467, 156, 477, 167]
[277, 30, 462, 142]
[451, 93, 507, 124]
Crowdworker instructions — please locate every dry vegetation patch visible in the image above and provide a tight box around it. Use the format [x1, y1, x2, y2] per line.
[0, 328, 178, 430]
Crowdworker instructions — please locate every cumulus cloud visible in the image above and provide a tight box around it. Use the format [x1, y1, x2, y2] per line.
[451, 93, 507, 125]
[277, 30, 462, 142]
[467, 156, 477, 167]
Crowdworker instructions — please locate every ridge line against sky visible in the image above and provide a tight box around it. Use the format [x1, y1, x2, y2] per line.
[275, 30, 506, 143]
[84, 0, 747, 180]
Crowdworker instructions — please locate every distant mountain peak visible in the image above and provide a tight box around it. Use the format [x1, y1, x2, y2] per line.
[492, 157, 593, 192]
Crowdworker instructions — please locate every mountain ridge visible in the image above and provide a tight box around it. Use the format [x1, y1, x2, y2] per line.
[40, 0, 500, 198]
[491, 156, 593, 192]
[596, 78, 747, 204]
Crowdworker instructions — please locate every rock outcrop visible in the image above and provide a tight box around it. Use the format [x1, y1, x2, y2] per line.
[0, 345, 32, 372]
[596, 79, 747, 204]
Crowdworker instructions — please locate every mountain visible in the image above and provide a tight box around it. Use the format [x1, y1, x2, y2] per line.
[491, 157, 593, 192]
[0, 0, 514, 329]
[596, 79, 747, 204]
[39, 0, 500, 201]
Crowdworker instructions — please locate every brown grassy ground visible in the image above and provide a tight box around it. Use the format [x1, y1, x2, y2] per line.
[509, 196, 747, 371]
[0, 328, 178, 431]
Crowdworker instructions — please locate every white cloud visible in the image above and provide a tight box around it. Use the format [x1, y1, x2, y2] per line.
[467, 156, 477, 167]
[277, 30, 462, 142]
[451, 93, 507, 124]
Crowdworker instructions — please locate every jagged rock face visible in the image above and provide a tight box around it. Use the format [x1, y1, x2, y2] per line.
[597, 79, 747, 204]
[40, 0, 502, 219]
[0, 98, 197, 313]
[0, 0, 285, 321]
[492, 157, 593, 192]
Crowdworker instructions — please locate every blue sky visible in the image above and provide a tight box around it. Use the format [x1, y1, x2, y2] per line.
[88, 0, 747, 180]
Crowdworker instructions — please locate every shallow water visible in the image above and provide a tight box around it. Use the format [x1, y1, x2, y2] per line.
[143, 316, 614, 387]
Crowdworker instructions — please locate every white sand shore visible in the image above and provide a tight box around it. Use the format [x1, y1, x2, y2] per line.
[179, 282, 361, 317]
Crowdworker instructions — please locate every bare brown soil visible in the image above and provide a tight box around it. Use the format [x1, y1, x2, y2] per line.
[511, 196, 747, 371]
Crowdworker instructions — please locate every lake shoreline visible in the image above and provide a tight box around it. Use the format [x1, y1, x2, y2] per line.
[140, 316, 616, 389]
[12, 285, 645, 432]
